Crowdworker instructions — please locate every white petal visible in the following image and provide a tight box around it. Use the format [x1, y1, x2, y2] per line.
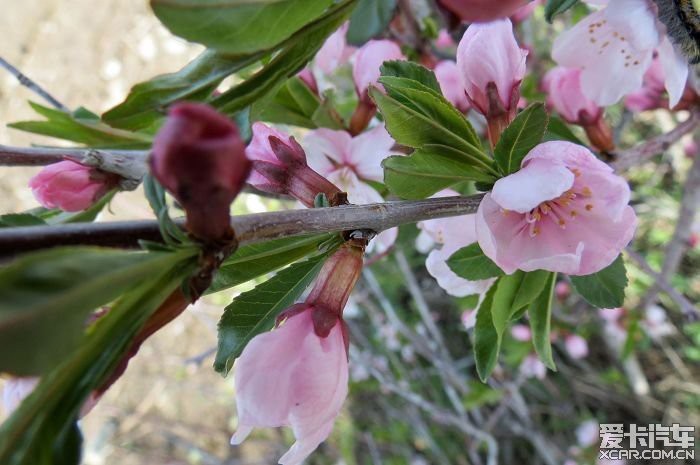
[658, 37, 689, 108]
[491, 160, 574, 213]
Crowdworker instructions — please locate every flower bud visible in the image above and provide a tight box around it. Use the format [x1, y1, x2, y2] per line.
[456, 19, 527, 145]
[246, 122, 344, 207]
[151, 102, 250, 243]
[435, 60, 470, 113]
[29, 160, 119, 212]
[439, 0, 528, 23]
[352, 39, 405, 100]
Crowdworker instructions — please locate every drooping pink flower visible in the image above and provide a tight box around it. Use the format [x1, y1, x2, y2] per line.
[456, 19, 527, 144]
[476, 141, 637, 275]
[435, 60, 470, 113]
[564, 334, 589, 359]
[246, 122, 343, 207]
[352, 39, 405, 99]
[152, 102, 250, 242]
[231, 245, 362, 465]
[439, 0, 529, 22]
[29, 160, 118, 212]
[417, 190, 494, 297]
[316, 22, 354, 76]
[520, 354, 547, 379]
[305, 125, 398, 253]
[552, 0, 688, 106]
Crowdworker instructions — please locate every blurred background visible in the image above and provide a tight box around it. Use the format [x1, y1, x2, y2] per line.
[1, 1, 699, 464]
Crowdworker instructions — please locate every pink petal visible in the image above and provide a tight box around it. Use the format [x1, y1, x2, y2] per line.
[315, 22, 350, 75]
[657, 36, 689, 108]
[523, 141, 613, 174]
[347, 125, 396, 182]
[426, 243, 494, 297]
[352, 40, 405, 96]
[491, 159, 575, 213]
[565, 334, 589, 359]
[544, 67, 601, 123]
[368, 227, 398, 255]
[435, 60, 470, 112]
[304, 129, 351, 175]
[511, 324, 532, 341]
[325, 168, 381, 205]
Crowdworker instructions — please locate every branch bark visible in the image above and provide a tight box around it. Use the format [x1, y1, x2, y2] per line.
[0, 56, 68, 112]
[0, 194, 484, 257]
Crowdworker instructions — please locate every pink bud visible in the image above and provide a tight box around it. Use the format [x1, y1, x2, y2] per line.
[151, 102, 250, 243]
[435, 29, 456, 49]
[456, 19, 527, 144]
[297, 68, 318, 94]
[684, 140, 698, 159]
[439, 0, 529, 23]
[543, 67, 602, 125]
[511, 324, 532, 341]
[555, 281, 571, 300]
[29, 160, 118, 212]
[520, 354, 547, 379]
[435, 60, 470, 113]
[352, 40, 405, 99]
[246, 122, 344, 207]
[564, 334, 589, 359]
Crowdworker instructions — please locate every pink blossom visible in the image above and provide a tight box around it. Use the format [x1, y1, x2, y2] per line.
[417, 190, 494, 297]
[439, 0, 529, 22]
[316, 22, 352, 75]
[305, 125, 398, 253]
[543, 67, 602, 124]
[476, 141, 637, 275]
[555, 281, 571, 300]
[511, 324, 532, 342]
[435, 29, 456, 49]
[520, 354, 547, 379]
[456, 19, 527, 116]
[624, 56, 666, 111]
[511, 0, 543, 23]
[297, 68, 318, 94]
[552, 0, 688, 106]
[231, 307, 348, 465]
[564, 334, 589, 359]
[435, 60, 470, 112]
[29, 160, 117, 212]
[352, 40, 405, 98]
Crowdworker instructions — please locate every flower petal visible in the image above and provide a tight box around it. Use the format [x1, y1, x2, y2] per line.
[347, 125, 396, 182]
[657, 36, 689, 108]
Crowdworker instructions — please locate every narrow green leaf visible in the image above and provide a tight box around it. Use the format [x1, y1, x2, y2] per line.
[528, 272, 557, 369]
[207, 234, 336, 293]
[544, 116, 585, 145]
[545, 0, 579, 22]
[0, 247, 195, 376]
[512, 270, 552, 311]
[447, 243, 504, 281]
[491, 272, 526, 336]
[570, 255, 627, 308]
[380, 60, 441, 94]
[474, 283, 499, 381]
[0, 213, 47, 228]
[383, 146, 496, 199]
[346, 0, 397, 44]
[214, 252, 330, 375]
[493, 103, 548, 175]
[152, 0, 334, 55]
[10, 102, 151, 148]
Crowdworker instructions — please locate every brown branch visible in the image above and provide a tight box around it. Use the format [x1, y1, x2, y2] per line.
[612, 111, 700, 171]
[0, 194, 484, 257]
[0, 56, 68, 112]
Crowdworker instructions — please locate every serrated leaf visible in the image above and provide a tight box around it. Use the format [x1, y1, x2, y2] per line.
[380, 60, 441, 94]
[0, 247, 194, 376]
[207, 234, 337, 293]
[545, 0, 579, 22]
[214, 253, 330, 375]
[383, 146, 496, 199]
[528, 272, 557, 370]
[0, 249, 197, 465]
[570, 255, 627, 308]
[152, 0, 334, 55]
[474, 283, 499, 381]
[10, 102, 151, 148]
[494, 103, 548, 175]
[447, 243, 504, 281]
[347, 0, 397, 44]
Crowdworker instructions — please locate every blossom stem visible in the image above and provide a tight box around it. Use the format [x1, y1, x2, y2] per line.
[0, 194, 484, 257]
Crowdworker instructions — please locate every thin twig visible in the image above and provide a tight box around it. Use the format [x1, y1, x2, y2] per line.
[0, 56, 68, 111]
[0, 194, 484, 256]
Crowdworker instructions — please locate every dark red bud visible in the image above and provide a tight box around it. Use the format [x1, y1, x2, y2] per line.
[151, 102, 251, 243]
[269, 135, 306, 166]
[306, 244, 364, 316]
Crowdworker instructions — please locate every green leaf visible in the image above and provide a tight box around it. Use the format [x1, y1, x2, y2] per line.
[544, 116, 585, 145]
[493, 103, 548, 175]
[346, 0, 397, 45]
[462, 381, 503, 409]
[46, 190, 116, 224]
[545, 0, 579, 22]
[211, 0, 358, 116]
[143, 175, 190, 246]
[447, 243, 504, 281]
[512, 270, 552, 311]
[152, 0, 334, 55]
[0, 249, 197, 465]
[0, 213, 47, 228]
[9, 102, 152, 148]
[102, 50, 261, 130]
[0, 247, 195, 377]
[207, 234, 337, 293]
[383, 146, 496, 199]
[380, 61, 441, 94]
[474, 283, 499, 381]
[528, 272, 557, 369]
[570, 255, 627, 308]
[214, 252, 331, 375]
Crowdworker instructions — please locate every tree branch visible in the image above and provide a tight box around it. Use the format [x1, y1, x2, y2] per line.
[0, 56, 69, 112]
[0, 194, 484, 257]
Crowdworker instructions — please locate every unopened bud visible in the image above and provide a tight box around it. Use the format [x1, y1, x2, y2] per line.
[151, 103, 250, 243]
